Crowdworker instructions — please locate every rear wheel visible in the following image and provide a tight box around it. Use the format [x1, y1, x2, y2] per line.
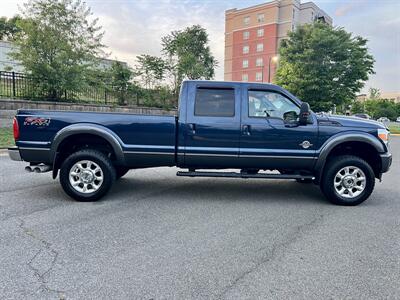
[60, 149, 116, 202]
[321, 155, 375, 206]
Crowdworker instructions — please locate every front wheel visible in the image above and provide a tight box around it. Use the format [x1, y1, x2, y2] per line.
[321, 155, 375, 206]
[60, 149, 116, 201]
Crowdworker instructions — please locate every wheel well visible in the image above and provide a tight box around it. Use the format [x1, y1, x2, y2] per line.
[55, 133, 116, 169]
[325, 141, 381, 178]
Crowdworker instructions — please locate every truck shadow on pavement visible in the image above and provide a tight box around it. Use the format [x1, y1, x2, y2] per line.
[109, 176, 328, 206]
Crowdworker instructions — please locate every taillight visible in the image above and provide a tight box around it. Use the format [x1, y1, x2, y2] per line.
[13, 117, 20, 141]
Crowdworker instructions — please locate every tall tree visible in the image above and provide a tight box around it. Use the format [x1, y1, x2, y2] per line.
[109, 61, 134, 105]
[11, 0, 105, 99]
[275, 22, 374, 112]
[135, 54, 166, 89]
[0, 16, 22, 40]
[162, 25, 217, 86]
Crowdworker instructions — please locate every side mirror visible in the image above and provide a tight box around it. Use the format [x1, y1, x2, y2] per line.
[299, 102, 311, 125]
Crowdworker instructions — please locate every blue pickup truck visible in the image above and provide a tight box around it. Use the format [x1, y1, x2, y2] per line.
[8, 80, 392, 205]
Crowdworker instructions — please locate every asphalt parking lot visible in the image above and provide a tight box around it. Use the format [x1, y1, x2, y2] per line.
[1, 138, 399, 299]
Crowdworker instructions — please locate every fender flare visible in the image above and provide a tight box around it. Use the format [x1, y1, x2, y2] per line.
[314, 132, 385, 183]
[50, 123, 125, 170]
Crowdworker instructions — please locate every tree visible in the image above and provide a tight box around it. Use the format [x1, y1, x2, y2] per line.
[109, 61, 134, 105]
[135, 54, 166, 89]
[275, 22, 374, 112]
[368, 87, 381, 100]
[0, 16, 22, 40]
[162, 25, 217, 86]
[10, 0, 105, 100]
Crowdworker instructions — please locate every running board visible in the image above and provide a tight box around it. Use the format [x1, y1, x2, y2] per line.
[177, 171, 314, 180]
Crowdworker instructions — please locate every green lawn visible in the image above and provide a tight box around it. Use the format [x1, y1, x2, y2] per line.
[0, 128, 14, 148]
[389, 123, 400, 134]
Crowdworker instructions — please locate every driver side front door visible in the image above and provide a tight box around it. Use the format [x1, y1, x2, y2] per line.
[239, 88, 318, 170]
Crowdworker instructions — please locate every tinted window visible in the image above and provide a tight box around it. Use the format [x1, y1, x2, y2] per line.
[248, 90, 300, 120]
[195, 88, 235, 117]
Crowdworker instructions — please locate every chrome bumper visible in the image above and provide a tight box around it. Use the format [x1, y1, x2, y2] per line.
[8, 147, 22, 161]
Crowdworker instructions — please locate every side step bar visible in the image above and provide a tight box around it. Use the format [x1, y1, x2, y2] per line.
[177, 171, 314, 180]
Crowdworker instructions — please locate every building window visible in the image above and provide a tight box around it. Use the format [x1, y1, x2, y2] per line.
[243, 31, 249, 40]
[257, 13, 265, 23]
[256, 58, 263, 67]
[194, 88, 235, 117]
[293, 8, 295, 19]
[242, 59, 249, 68]
[257, 28, 264, 37]
[242, 74, 248, 82]
[255, 72, 262, 81]
[243, 16, 250, 25]
[243, 45, 249, 54]
[256, 43, 263, 52]
[311, 11, 314, 21]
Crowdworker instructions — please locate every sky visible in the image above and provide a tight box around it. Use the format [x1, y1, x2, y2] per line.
[1, 0, 400, 93]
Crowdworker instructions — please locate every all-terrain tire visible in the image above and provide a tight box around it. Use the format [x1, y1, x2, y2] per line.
[321, 155, 375, 206]
[60, 149, 116, 202]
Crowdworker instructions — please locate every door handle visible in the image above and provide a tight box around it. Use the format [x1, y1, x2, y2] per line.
[242, 125, 251, 136]
[188, 123, 196, 135]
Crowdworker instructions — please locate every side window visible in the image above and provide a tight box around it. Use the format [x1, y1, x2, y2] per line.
[195, 88, 235, 117]
[248, 90, 300, 121]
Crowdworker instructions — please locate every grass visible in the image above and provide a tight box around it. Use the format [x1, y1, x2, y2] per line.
[389, 123, 400, 134]
[0, 128, 14, 148]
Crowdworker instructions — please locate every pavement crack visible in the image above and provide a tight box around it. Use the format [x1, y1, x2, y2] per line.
[18, 218, 66, 299]
[217, 213, 326, 299]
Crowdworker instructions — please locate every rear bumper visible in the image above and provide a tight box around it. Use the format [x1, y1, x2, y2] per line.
[8, 147, 22, 161]
[380, 152, 392, 173]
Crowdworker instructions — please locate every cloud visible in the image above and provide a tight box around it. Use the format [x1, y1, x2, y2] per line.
[1, 0, 399, 91]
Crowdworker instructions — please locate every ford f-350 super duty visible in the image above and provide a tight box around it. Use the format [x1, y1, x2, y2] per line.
[8, 81, 392, 205]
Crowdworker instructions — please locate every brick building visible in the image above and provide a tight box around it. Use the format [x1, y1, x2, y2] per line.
[224, 0, 332, 83]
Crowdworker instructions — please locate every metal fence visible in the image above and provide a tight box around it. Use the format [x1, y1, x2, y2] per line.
[0, 71, 177, 108]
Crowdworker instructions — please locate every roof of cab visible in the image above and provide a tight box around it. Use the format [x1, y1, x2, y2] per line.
[182, 80, 303, 105]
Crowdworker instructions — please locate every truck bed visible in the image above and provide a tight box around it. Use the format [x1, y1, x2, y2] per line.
[16, 109, 177, 167]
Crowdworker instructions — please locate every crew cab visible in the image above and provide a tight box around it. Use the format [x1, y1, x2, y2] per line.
[8, 81, 392, 205]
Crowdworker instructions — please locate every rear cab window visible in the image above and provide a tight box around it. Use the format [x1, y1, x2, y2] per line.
[194, 88, 235, 117]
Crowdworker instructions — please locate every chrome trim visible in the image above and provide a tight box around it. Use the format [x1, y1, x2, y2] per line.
[18, 140, 51, 146]
[240, 155, 317, 159]
[8, 148, 22, 161]
[124, 144, 175, 150]
[19, 147, 51, 151]
[185, 153, 238, 157]
[183, 153, 316, 159]
[124, 151, 174, 155]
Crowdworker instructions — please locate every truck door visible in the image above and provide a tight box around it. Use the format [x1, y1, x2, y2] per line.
[239, 87, 318, 170]
[182, 83, 241, 168]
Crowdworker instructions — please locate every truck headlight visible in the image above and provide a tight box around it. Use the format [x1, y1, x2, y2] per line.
[378, 128, 389, 146]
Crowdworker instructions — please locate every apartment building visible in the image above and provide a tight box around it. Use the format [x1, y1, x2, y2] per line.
[224, 0, 332, 82]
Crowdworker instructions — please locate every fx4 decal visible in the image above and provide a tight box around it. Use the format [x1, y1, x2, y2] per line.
[24, 117, 51, 126]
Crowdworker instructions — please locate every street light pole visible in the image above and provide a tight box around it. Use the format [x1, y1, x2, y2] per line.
[268, 56, 272, 83]
[268, 55, 279, 83]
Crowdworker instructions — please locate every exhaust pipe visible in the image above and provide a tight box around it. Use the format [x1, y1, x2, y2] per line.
[25, 164, 52, 173]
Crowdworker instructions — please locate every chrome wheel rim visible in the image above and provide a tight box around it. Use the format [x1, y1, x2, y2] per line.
[334, 166, 366, 199]
[69, 160, 103, 194]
